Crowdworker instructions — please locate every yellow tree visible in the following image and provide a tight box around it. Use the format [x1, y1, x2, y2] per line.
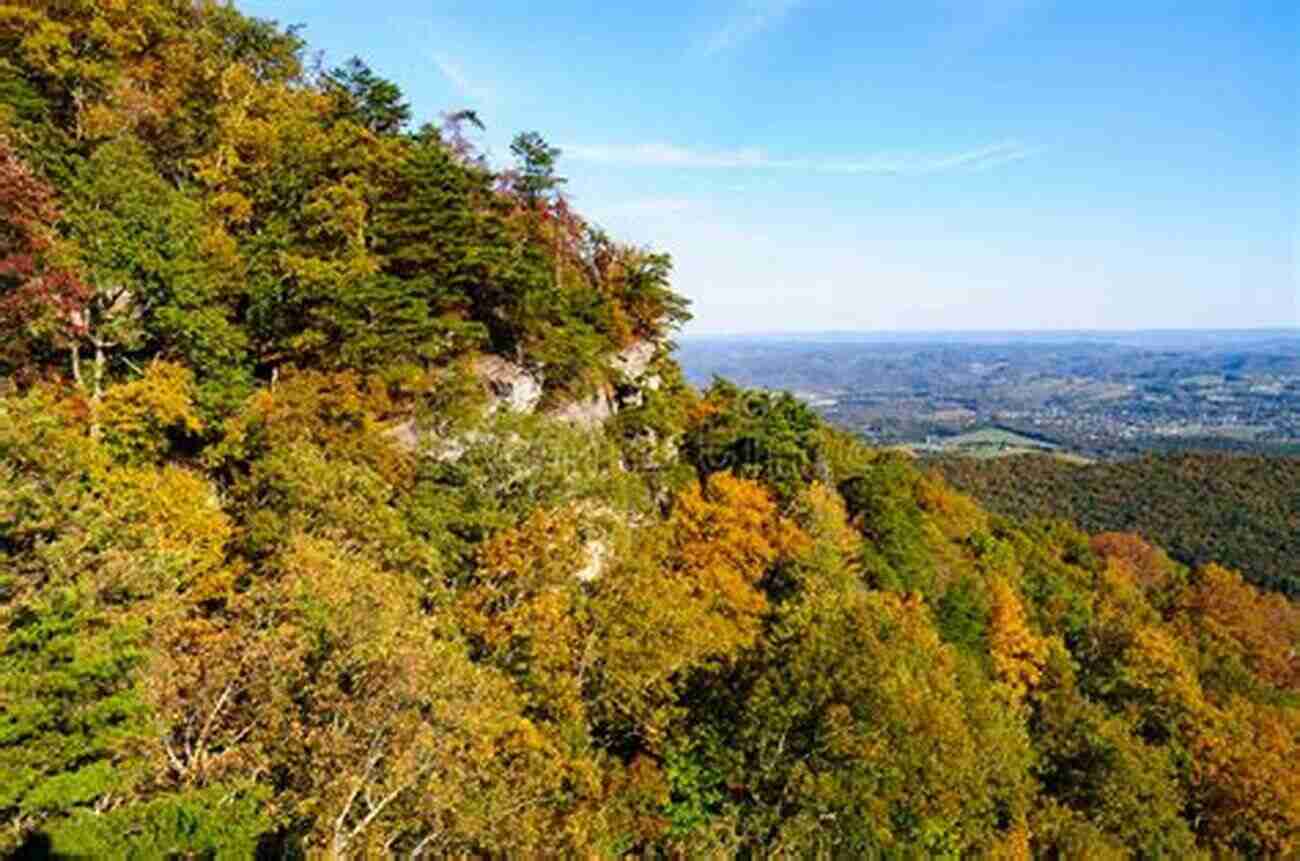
[664, 471, 807, 649]
[585, 473, 808, 740]
[731, 589, 1036, 856]
[988, 577, 1049, 705]
[456, 505, 591, 726]
[0, 381, 235, 843]
[144, 533, 579, 857]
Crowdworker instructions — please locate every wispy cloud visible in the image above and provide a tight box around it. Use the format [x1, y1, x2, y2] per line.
[431, 53, 495, 105]
[600, 197, 697, 218]
[564, 141, 1037, 175]
[703, 0, 808, 56]
[566, 143, 768, 170]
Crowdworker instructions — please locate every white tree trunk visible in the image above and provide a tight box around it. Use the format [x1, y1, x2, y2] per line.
[70, 344, 82, 391]
[93, 339, 105, 402]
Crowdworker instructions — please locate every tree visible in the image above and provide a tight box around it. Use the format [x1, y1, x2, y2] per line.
[717, 590, 1035, 856]
[988, 578, 1048, 705]
[244, 535, 581, 856]
[1187, 697, 1300, 856]
[97, 361, 204, 465]
[585, 475, 807, 744]
[456, 506, 591, 725]
[0, 135, 87, 381]
[683, 379, 824, 502]
[325, 56, 411, 135]
[60, 137, 245, 406]
[840, 454, 938, 592]
[369, 129, 502, 356]
[190, 63, 393, 377]
[665, 472, 807, 651]
[1030, 660, 1199, 858]
[1174, 563, 1300, 695]
[0, 385, 233, 849]
[440, 108, 486, 163]
[576, 228, 691, 345]
[508, 130, 565, 210]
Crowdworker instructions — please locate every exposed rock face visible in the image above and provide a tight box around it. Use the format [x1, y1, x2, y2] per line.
[600, 341, 656, 411]
[475, 354, 543, 414]
[388, 340, 666, 453]
[547, 392, 614, 428]
[475, 339, 662, 427]
[383, 421, 486, 462]
[610, 340, 656, 382]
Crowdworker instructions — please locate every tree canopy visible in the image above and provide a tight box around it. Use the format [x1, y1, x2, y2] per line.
[1, 3, 1296, 857]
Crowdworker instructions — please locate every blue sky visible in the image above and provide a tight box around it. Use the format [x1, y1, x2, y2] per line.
[237, 0, 1297, 333]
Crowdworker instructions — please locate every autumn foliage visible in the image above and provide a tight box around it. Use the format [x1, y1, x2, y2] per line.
[1, 2, 1297, 857]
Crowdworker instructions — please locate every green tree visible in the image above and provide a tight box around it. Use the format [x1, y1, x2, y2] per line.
[508, 130, 565, 210]
[61, 137, 248, 408]
[369, 128, 504, 356]
[0, 384, 232, 851]
[684, 379, 824, 502]
[325, 56, 411, 135]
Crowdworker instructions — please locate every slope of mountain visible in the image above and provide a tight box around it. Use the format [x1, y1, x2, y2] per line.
[929, 452, 1300, 596]
[1, 3, 1297, 857]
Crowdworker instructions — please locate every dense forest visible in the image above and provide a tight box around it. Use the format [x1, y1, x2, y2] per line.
[2, 2, 1298, 857]
[930, 453, 1300, 597]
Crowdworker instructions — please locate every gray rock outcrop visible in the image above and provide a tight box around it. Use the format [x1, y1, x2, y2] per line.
[387, 339, 666, 453]
[475, 354, 543, 414]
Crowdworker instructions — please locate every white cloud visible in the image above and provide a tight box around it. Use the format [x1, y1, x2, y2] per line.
[599, 197, 697, 218]
[565, 143, 768, 169]
[431, 53, 495, 105]
[564, 140, 1036, 175]
[703, 0, 808, 56]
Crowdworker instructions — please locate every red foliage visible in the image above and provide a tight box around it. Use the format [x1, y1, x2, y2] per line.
[0, 137, 90, 368]
[0, 138, 60, 248]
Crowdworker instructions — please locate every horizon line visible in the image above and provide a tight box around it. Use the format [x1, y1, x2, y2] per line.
[677, 325, 1300, 338]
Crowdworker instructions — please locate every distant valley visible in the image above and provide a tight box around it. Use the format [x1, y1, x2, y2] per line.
[677, 330, 1300, 459]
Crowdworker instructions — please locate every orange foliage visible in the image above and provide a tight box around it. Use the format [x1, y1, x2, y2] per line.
[988, 578, 1048, 704]
[581, 475, 810, 739]
[684, 397, 721, 431]
[458, 506, 589, 723]
[916, 472, 987, 541]
[1094, 555, 1162, 628]
[667, 472, 809, 648]
[212, 369, 411, 485]
[1177, 563, 1300, 692]
[1090, 532, 1180, 595]
[1189, 699, 1300, 856]
[989, 823, 1033, 861]
[1118, 624, 1206, 735]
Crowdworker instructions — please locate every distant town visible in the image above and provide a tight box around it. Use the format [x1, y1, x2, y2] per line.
[677, 330, 1300, 459]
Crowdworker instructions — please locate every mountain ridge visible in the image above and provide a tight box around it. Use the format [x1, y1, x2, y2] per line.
[1, 2, 1297, 856]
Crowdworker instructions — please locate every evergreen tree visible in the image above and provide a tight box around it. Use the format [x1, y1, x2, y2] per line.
[325, 56, 411, 135]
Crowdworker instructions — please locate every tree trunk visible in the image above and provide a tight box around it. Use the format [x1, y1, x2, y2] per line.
[554, 229, 562, 290]
[70, 344, 82, 391]
[89, 339, 104, 439]
[93, 340, 104, 402]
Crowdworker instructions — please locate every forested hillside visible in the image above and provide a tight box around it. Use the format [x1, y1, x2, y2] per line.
[2, 3, 1298, 857]
[930, 453, 1300, 596]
